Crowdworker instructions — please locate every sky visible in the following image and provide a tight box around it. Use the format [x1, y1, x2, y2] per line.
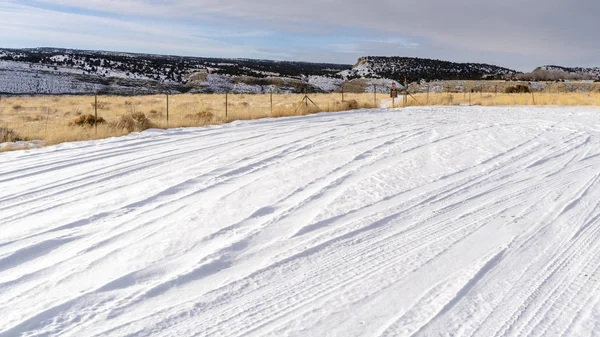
[1, 0, 599, 71]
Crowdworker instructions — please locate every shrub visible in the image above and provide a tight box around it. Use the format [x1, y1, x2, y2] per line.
[0, 128, 25, 142]
[110, 112, 154, 132]
[185, 110, 215, 123]
[330, 99, 359, 112]
[505, 85, 530, 93]
[70, 114, 106, 126]
[345, 99, 359, 110]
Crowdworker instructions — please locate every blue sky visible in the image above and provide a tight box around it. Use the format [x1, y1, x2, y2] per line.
[1, 0, 599, 71]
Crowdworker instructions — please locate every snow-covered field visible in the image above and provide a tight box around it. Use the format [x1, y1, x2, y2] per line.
[1, 106, 600, 337]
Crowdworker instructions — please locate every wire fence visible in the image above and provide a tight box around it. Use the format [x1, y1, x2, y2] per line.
[1, 83, 599, 146]
[0, 91, 384, 145]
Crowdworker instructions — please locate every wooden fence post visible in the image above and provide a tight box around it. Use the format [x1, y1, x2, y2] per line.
[304, 89, 308, 114]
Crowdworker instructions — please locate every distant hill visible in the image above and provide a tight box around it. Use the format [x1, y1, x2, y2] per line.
[536, 66, 600, 80]
[0, 47, 350, 95]
[1, 47, 598, 95]
[340, 57, 517, 83]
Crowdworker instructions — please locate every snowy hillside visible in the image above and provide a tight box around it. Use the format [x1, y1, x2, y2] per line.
[2, 47, 599, 95]
[2, 106, 600, 336]
[0, 48, 350, 95]
[341, 56, 517, 82]
[538, 65, 600, 80]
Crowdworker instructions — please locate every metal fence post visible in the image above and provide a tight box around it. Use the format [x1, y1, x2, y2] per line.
[45, 107, 50, 136]
[341, 85, 344, 102]
[166, 94, 169, 127]
[94, 94, 98, 135]
[225, 91, 228, 119]
[373, 84, 377, 107]
[270, 90, 273, 116]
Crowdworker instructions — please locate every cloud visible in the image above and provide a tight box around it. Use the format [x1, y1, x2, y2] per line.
[0, 1, 276, 58]
[2, 0, 599, 70]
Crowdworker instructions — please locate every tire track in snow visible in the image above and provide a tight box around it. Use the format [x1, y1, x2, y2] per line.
[2, 106, 600, 337]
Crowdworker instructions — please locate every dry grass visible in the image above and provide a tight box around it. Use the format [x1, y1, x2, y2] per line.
[0, 93, 378, 147]
[402, 92, 600, 107]
[1, 91, 599, 150]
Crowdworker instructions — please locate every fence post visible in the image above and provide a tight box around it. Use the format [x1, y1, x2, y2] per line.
[94, 94, 98, 135]
[426, 84, 430, 105]
[531, 91, 536, 105]
[225, 91, 228, 119]
[166, 93, 169, 128]
[304, 89, 308, 114]
[373, 84, 377, 107]
[469, 91, 472, 106]
[270, 90, 273, 116]
[45, 107, 50, 136]
[341, 85, 345, 102]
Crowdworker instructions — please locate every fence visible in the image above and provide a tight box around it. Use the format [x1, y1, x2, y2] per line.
[1, 85, 600, 146]
[0, 91, 381, 145]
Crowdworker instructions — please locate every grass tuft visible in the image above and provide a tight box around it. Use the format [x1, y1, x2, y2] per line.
[0, 127, 25, 142]
[70, 114, 106, 127]
[109, 112, 154, 132]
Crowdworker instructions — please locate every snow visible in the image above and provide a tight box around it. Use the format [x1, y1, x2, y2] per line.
[308, 75, 343, 92]
[2, 106, 600, 336]
[339, 61, 374, 80]
[0, 140, 44, 151]
[0, 66, 105, 94]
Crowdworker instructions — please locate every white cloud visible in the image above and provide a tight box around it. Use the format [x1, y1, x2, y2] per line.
[2, 0, 599, 69]
[0, 1, 275, 58]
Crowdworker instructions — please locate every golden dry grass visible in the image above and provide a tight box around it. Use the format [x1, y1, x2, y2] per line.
[0, 93, 378, 147]
[1, 91, 599, 151]
[402, 92, 600, 107]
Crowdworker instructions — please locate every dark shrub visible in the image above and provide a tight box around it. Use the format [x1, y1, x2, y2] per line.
[185, 110, 215, 123]
[70, 114, 106, 126]
[505, 85, 530, 93]
[0, 128, 25, 142]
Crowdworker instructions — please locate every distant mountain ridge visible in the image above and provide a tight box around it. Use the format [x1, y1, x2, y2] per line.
[340, 57, 517, 83]
[0, 47, 354, 94]
[537, 65, 600, 80]
[0, 47, 598, 95]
